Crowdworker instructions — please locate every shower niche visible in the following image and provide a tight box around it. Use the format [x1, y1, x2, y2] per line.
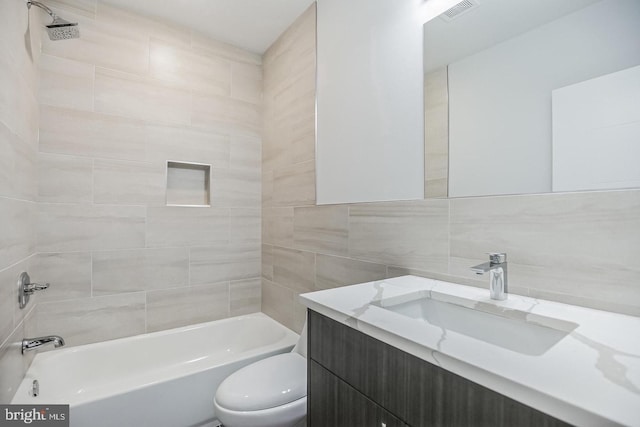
[165, 161, 211, 207]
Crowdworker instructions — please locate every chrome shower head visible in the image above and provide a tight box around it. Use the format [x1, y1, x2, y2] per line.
[46, 16, 79, 40]
[27, 1, 80, 41]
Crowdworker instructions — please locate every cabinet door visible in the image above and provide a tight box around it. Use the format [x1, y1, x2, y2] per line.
[309, 360, 407, 427]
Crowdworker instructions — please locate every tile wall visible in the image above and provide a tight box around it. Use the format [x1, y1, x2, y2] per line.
[424, 67, 448, 198]
[262, 4, 640, 333]
[0, 0, 41, 403]
[31, 0, 263, 347]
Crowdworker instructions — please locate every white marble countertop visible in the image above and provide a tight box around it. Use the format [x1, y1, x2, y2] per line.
[299, 276, 640, 427]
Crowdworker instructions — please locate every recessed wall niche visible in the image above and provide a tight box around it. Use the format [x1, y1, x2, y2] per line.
[166, 161, 211, 207]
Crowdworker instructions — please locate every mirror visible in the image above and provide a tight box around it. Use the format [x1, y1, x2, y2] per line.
[424, 0, 640, 198]
[316, 0, 425, 205]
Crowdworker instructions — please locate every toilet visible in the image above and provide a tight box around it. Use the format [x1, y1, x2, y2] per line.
[213, 323, 308, 427]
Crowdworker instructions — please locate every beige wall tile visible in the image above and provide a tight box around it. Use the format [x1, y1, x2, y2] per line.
[0, 198, 35, 271]
[146, 207, 229, 248]
[146, 283, 230, 332]
[93, 159, 164, 205]
[0, 42, 39, 145]
[191, 32, 262, 66]
[35, 292, 146, 347]
[37, 153, 92, 203]
[262, 169, 274, 207]
[229, 208, 261, 242]
[38, 54, 94, 111]
[231, 61, 262, 104]
[211, 169, 261, 208]
[274, 76, 315, 165]
[0, 123, 36, 201]
[146, 124, 230, 168]
[450, 190, 640, 313]
[0, 320, 31, 404]
[189, 242, 260, 285]
[96, 2, 191, 48]
[316, 255, 386, 290]
[37, 204, 146, 252]
[349, 200, 450, 272]
[263, 207, 294, 247]
[272, 246, 315, 293]
[45, 0, 97, 18]
[262, 279, 294, 330]
[0, 258, 32, 345]
[424, 67, 449, 199]
[94, 67, 191, 125]
[262, 244, 274, 281]
[149, 38, 231, 96]
[230, 278, 261, 316]
[93, 248, 189, 295]
[192, 93, 261, 136]
[272, 160, 315, 207]
[294, 205, 348, 256]
[39, 105, 147, 161]
[263, 4, 315, 93]
[262, 125, 293, 173]
[2, 0, 41, 72]
[230, 135, 261, 171]
[0, 266, 15, 345]
[30, 252, 92, 302]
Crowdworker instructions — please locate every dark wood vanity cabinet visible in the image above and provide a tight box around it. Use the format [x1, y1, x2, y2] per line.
[307, 310, 571, 427]
[309, 360, 408, 427]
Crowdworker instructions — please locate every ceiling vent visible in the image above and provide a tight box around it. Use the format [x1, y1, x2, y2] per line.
[440, 0, 480, 22]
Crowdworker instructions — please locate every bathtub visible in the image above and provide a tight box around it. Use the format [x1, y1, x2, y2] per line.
[11, 313, 299, 427]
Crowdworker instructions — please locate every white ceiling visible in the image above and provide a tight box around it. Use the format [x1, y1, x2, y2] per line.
[101, 0, 315, 54]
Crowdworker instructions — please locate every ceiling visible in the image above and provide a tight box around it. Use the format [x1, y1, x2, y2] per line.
[101, 0, 316, 54]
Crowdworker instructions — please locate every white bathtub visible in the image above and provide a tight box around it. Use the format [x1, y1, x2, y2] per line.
[11, 313, 299, 427]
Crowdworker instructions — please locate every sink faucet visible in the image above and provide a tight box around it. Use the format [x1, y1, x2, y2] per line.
[470, 253, 508, 300]
[22, 336, 65, 354]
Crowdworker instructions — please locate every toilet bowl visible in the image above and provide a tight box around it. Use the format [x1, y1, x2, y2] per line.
[213, 322, 308, 427]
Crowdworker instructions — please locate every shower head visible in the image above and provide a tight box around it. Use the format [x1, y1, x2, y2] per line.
[27, 1, 80, 41]
[45, 16, 80, 40]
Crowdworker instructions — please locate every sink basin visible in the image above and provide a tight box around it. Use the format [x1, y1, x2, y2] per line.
[373, 291, 578, 356]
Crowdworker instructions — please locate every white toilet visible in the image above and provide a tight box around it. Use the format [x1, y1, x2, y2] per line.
[213, 323, 308, 427]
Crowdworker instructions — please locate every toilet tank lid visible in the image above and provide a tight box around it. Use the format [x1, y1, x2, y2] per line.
[215, 352, 307, 411]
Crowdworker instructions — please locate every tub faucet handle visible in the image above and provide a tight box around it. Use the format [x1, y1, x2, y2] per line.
[18, 272, 50, 309]
[23, 282, 50, 294]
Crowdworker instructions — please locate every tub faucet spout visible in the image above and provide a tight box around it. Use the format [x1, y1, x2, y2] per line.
[471, 252, 508, 300]
[22, 336, 65, 354]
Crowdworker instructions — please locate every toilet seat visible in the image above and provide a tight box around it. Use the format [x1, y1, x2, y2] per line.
[214, 396, 307, 427]
[214, 352, 307, 427]
[215, 352, 307, 410]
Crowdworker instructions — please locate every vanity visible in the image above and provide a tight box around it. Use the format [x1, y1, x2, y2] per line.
[300, 276, 640, 427]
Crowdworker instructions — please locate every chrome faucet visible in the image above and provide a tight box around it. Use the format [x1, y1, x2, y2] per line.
[470, 253, 508, 300]
[22, 336, 65, 354]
